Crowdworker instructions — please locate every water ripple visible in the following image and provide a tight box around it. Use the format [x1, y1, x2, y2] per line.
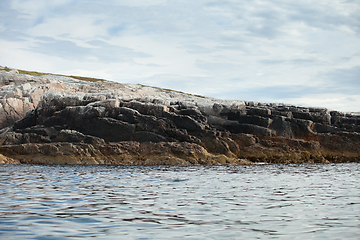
[0, 163, 359, 239]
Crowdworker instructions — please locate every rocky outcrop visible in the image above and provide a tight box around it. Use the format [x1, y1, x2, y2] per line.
[0, 67, 359, 165]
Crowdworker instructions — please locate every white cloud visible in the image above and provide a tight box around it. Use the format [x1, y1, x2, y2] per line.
[101, 0, 168, 7]
[285, 94, 360, 113]
[10, 0, 73, 19]
[1, 0, 359, 112]
[28, 15, 108, 40]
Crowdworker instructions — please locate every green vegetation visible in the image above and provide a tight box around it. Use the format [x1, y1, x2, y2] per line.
[65, 75, 106, 82]
[17, 69, 106, 82]
[3, 65, 205, 98]
[17, 69, 45, 76]
[0, 66, 11, 72]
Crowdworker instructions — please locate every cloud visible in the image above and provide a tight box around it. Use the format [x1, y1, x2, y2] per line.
[93, 0, 168, 7]
[0, 2, 31, 41]
[285, 1, 360, 32]
[27, 38, 150, 63]
[9, 0, 74, 19]
[0, 0, 359, 112]
[322, 66, 360, 94]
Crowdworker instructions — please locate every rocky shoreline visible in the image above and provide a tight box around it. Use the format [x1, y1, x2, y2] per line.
[0, 67, 359, 165]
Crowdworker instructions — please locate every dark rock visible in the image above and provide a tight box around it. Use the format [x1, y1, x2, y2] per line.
[292, 111, 330, 124]
[164, 112, 204, 132]
[314, 123, 341, 133]
[15, 125, 58, 137]
[271, 109, 292, 118]
[13, 109, 38, 130]
[54, 129, 86, 142]
[79, 117, 136, 142]
[130, 131, 170, 143]
[286, 118, 315, 139]
[269, 116, 293, 138]
[122, 100, 169, 117]
[165, 128, 201, 144]
[330, 111, 344, 117]
[246, 107, 271, 117]
[197, 132, 235, 157]
[22, 133, 51, 144]
[0, 71, 360, 165]
[178, 108, 207, 124]
[221, 110, 246, 121]
[237, 115, 273, 128]
[223, 122, 275, 137]
[331, 116, 358, 125]
[0, 132, 24, 145]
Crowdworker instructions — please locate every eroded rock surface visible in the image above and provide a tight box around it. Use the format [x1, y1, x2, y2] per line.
[0, 68, 359, 165]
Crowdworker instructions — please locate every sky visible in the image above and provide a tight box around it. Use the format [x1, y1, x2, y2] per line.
[0, 0, 359, 112]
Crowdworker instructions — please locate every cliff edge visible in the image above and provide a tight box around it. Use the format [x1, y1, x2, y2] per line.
[1, 66, 359, 165]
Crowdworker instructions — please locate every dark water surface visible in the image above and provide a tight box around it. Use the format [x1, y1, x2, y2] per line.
[0, 163, 359, 239]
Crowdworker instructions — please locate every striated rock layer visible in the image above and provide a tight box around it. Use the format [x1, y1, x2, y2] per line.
[0, 68, 359, 165]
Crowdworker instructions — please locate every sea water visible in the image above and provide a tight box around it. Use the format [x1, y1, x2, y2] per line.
[0, 163, 359, 239]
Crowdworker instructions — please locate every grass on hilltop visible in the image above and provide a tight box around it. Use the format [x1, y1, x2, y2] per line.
[2, 65, 206, 98]
[1, 66, 11, 72]
[17, 69, 106, 82]
[1, 65, 105, 82]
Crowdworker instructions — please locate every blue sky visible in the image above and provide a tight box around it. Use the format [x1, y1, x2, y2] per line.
[1, 0, 359, 112]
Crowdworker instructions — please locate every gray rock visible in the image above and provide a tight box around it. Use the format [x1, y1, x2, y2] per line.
[0, 69, 360, 165]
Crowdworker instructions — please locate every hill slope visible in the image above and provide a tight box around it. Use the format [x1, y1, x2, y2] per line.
[0, 67, 359, 165]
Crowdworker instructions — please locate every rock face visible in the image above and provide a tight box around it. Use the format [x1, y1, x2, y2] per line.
[0, 68, 359, 165]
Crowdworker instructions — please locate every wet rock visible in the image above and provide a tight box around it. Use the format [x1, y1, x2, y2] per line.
[0, 153, 19, 164]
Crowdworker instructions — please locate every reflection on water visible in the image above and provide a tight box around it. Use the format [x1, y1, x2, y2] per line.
[0, 163, 359, 239]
